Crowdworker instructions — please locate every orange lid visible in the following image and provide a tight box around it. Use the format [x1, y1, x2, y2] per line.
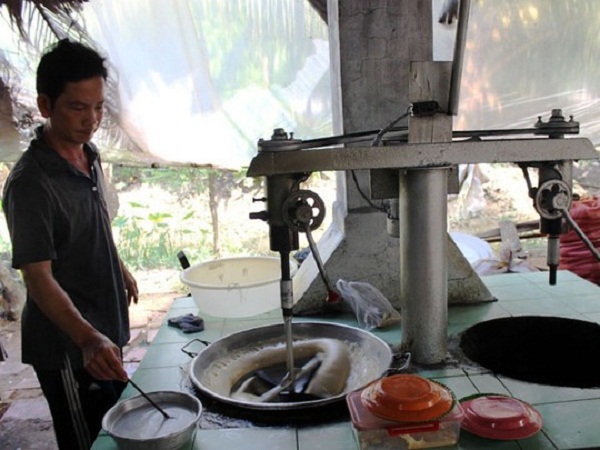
[360, 374, 454, 422]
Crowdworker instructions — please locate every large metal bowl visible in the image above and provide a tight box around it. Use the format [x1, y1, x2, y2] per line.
[189, 321, 394, 411]
[102, 390, 202, 450]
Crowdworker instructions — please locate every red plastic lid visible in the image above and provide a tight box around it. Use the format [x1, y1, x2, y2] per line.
[461, 395, 543, 440]
[360, 374, 454, 422]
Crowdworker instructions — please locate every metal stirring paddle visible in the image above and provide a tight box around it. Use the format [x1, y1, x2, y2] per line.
[258, 355, 322, 402]
[128, 378, 171, 419]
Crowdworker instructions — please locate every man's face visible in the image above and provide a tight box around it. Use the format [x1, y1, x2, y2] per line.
[38, 76, 105, 146]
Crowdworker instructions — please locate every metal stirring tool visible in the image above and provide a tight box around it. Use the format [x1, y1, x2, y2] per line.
[128, 378, 171, 419]
[278, 252, 297, 400]
[249, 168, 335, 402]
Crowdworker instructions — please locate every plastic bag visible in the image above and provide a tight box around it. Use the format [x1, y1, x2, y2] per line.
[560, 196, 600, 285]
[336, 279, 401, 330]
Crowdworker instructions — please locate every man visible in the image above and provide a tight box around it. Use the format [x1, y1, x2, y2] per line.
[2, 39, 138, 449]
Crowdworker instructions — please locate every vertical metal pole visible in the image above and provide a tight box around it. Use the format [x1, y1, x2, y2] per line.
[448, 0, 471, 115]
[279, 252, 295, 385]
[399, 167, 449, 364]
[264, 172, 301, 386]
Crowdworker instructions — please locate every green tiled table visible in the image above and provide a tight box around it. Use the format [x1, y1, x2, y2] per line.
[92, 271, 600, 450]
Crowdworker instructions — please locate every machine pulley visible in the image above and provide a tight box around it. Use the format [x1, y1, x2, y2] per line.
[281, 189, 340, 303]
[281, 190, 326, 232]
[534, 179, 572, 220]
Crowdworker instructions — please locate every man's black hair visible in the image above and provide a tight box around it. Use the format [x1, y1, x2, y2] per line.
[36, 39, 108, 106]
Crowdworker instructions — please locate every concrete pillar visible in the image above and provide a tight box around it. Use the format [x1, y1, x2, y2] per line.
[294, 0, 494, 322]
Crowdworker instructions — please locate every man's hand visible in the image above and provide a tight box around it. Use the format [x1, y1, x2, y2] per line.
[21, 261, 129, 382]
[121, 262, 139, 305]
[81, 332, 128, 382]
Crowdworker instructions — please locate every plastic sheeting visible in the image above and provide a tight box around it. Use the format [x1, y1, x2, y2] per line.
[80, 0, 332, 168]
[433, 0, 600, 143]
[0, 0, 332, 168]
[2, 1, 600, 167]
[560, 196, 600, 284]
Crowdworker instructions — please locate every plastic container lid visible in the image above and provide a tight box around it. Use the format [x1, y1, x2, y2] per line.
[360, 374, 454, 422]
[460, 395, 543, 440]
[348, 389, 464, 431]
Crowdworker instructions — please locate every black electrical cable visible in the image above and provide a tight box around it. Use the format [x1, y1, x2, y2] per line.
[349, 106, 413, 213]
[371, 105, 413, 147]
[350, 169, 387, 212]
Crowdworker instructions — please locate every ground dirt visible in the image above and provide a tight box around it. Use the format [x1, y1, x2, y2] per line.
[1, 161, 599, 449]
[0, 270, 181, 450]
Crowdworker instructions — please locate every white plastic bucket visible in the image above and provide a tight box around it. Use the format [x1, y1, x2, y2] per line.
[180, 256, 295, 318]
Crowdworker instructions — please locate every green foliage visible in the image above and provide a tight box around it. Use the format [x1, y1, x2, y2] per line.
[0, 235, 12, 258]
[111, 165, 253, 200]
[112, 203, 214, 271]
[109, 165, 267, 270]
[0, 163, 331, 272]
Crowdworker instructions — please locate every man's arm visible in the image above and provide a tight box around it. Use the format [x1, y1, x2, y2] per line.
[20, 260, 128, 381]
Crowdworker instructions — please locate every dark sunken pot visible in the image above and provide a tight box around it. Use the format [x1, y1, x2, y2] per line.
[459, 316, 600, 388]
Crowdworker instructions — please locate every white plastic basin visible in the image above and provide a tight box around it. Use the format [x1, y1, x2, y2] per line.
[180, 256, 294, 318]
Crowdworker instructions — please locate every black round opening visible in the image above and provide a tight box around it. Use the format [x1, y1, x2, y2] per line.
[459, 316, 600, 388]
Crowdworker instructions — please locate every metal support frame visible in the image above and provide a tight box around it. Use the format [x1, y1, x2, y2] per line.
[247, 138, 597, 177]
[399, 167, 450, 363]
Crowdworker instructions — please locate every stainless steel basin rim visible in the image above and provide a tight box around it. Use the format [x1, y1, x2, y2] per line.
[188, 321, 394, 411]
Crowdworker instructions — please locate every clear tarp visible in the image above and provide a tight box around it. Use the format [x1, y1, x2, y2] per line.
[0, 0, 332, 168]
[1, 1, 600, 167]
[82, 0, 332, 168]
[433, 0, 600, 139]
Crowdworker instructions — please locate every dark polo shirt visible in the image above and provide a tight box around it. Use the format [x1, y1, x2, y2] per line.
[2, 128, 130, 370]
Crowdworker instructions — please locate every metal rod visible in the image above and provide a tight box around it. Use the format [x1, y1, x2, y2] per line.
[128, 378, 171, 419]
[279, 251, 296, 394]
[283, 315, 295, 384]
[304, 225, 334, 294]
[448, 0, 471, 115]
[547, 235, 560, 285]
[454, 128, 571, 138]
[562, 209, 600, 261]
